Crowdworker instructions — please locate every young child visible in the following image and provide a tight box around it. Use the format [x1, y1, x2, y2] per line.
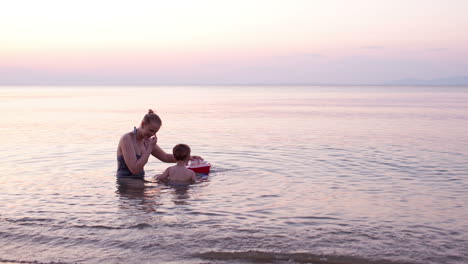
[156, 144, 197, 185]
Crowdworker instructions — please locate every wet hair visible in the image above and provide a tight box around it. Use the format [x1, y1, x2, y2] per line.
[142, 109, 162, 125]
[173, 144, 191, 161]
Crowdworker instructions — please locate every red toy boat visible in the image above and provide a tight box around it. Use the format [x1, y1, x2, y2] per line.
[187, 160, 211, 174]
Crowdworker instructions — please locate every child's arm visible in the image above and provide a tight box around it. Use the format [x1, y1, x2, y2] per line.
[156, 167, 170, 182]
[191, 170, 197, 184]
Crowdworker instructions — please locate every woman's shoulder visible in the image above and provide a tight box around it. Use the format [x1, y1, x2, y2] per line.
[118, 132, 135, 147]
[120, 132, 133, 141]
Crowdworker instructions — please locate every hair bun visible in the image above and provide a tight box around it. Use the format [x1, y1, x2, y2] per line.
[142, 109, 162, 125]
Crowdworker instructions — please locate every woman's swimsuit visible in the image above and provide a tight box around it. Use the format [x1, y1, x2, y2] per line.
[116, 154, 144, 179]
[116, 127, 145, 179]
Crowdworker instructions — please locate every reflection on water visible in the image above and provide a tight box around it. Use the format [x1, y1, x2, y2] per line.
[170, 185, 192, 205]
[116, 179, 194, 211]
[1, 86, 468, 264]
[116, 179, 162, 213]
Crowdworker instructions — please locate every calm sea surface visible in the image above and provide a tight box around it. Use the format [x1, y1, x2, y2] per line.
[1, 86, 467, 264]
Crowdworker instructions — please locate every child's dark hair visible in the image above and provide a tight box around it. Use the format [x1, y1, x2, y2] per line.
[143, 109, 162, 125]
[173, 144, 191, 161]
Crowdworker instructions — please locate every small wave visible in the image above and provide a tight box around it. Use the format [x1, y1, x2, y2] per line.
[279, 216, 340, 221]
[72, 223, 152, 230]
[194, 251, 410, 264]
[187, 211, 226, 217]
[128, 223, 152, 229]
[0, 258, 67, 264]
[4, 217, 54, 223]
[259, 194, 281, 198]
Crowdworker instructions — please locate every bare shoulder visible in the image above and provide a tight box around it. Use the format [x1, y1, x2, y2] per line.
[167, 165, 178, 173]
[186, 168, 196, 177]
[118, 133, 133, 155]
[120, 132, 133, 142]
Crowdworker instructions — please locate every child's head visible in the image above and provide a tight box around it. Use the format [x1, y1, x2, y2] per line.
[173, 144, 191, 161]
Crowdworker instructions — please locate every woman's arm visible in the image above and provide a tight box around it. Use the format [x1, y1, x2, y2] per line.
[190, 155, 204, 161]
[120, 134, 154, 174]
[151, 144, 204, 162]
[151, 144, 176, 163]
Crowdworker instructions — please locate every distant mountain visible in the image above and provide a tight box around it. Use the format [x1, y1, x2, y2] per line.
[385, 76, 468, 86]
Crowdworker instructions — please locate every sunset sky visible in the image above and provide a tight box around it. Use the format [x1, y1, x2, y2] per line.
[1, 0, 468, 85]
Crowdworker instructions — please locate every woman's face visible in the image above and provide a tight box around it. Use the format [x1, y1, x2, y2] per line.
[141, 121, 160, 138]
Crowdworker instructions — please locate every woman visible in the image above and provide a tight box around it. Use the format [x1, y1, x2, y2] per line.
[116, 109, 201, 180]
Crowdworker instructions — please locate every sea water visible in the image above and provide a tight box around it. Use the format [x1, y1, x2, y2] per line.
[0, 86, 467, 264]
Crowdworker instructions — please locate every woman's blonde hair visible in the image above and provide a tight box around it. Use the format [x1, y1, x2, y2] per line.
[142, 109, 162, 125]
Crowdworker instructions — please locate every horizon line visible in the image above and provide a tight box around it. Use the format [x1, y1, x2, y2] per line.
[1, 83, 468, 88]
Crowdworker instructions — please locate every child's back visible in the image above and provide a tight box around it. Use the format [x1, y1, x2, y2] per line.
[164, 164, 196, 184]
[156, 143, 197, 185]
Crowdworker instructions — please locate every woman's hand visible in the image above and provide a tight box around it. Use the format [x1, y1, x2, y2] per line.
[190, 155, 203, 161]
[145, 136, 158, 152]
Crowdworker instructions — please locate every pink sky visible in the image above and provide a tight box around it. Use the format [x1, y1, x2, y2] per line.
[1, 0, 468, 85]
